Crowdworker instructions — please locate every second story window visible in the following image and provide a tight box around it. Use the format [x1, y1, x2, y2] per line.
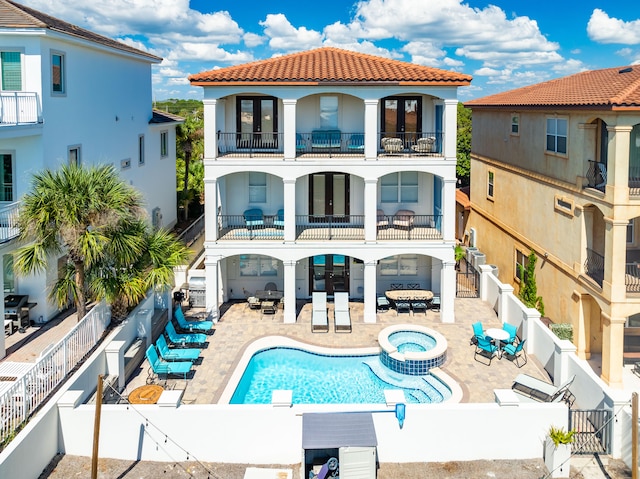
[0, 153, 13, 201]
[546, 117, 567, 154]
[515, 249, 529, 283]
[381, 172, 418, 203]
[320, 96, 338, 129]
[249, 172, 267, 203]
[487, 170, 494, 199]
[138, 135, 145, 165]
[0, 51, 22, 91]
[51, 52, 65, 94]
[511, 114, 519, 135]
[160, 131, 168, 157]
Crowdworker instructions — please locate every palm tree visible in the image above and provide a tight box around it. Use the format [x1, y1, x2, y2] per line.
[176, 113, 203, 221]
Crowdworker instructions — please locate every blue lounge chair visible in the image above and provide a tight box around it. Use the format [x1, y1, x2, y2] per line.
[145, 345, 192, 380]
[470, 321, 485, 345]
[165, 321, 207, 347]
[174, 306, 213, 332]
[502, 339, 527, 367]
[474, 336, 497, 365]
[156, 335, 200, 362]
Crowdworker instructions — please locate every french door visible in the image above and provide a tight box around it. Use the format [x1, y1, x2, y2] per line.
[382, 96, 422, 146]
[309, 172, 349, 221]
[236, 96, 278, 149]
[311, 255, 349, 295]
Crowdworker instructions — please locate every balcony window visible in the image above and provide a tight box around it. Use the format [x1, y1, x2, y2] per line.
[320, 96, 338, 129]
[0, 153, 13, 201]
[0, 51, 22, 91]
[546, 117, 567, 154]
[51, 51, 65, 94]
[381, 172, 418, 203]
[249, 172, 267, 203]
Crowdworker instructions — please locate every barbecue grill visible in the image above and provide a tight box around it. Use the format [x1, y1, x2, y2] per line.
[4, 294, 35, 332]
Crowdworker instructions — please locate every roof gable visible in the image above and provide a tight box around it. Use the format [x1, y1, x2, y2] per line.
[465, 65, 640, 110]
[0, 0, 161, 62]
[189, 47, 472, 86]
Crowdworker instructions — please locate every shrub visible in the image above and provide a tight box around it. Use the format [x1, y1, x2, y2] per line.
[550, 323, 573, 342]
[548, 426, 575, 447]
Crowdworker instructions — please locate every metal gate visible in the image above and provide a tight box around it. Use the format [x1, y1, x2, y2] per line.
[569, 409, 612, 454]
[456, 258, 479, 298]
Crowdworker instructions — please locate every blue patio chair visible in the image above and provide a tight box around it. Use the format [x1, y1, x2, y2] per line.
[243, 208, 264, 229]
[156, 335, 200, 362]
[274, 209, 285, 228]
[165, 321, 207, 347]
[502, 323, 518, 345]
[145, 345, 192, 380]
[410, 299, 428, 315]
[376, 294, 390, 312]
[474, 336, 497, 366]
[396, 297, 411, 315]
[470, 321, 485, 345]
[174, 306, 213, 333]
[347, 133, 364, 151]
[502, 338, 527, 367]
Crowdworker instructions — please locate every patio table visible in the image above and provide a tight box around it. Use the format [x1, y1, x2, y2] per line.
[128, 384, 164, 404]
[255, 290, 283, 301]
[384, 290, 433, 302]
[485, 328, 510, 358]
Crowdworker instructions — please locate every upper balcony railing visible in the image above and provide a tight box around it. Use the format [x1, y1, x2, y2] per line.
[584, 247, 604, 287]
[629, 165, 640, 196]
[215, 131, 444, 158]
[585, 161, 607, 193]
[625, 263, 640, 293]
[0, 92, 41, 126]
[0, 201, 20, 243]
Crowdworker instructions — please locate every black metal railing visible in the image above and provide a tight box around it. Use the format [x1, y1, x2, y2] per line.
[295, 215, 365, 240]
[217, 132, 284, 157]
[625, 263, 640, 292]
[217, 214, 284, 240]
[177, 213, 204, 247]
[629, 165, 640, 194]
[569, 409, 611, 454]
[584, 248, 604, 286]
[585, 160, 607, 192]
[378, 132, 443, 156]
[376, 214, 443, 240]
[295, 131, 365, 157]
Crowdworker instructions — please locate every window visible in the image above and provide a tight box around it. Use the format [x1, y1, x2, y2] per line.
[0, 153, 13, 201]
[248, 172, 267, 203]
[3, 254, 14, 293]
[380, 172, 419, 203]
[160, 131, 168, 157]
[487, 170, 494, 199]
[239, 254, 278, 277]
[379, 255, 418, 276]
[51, 51, 65, 94]
[628, 220, 635, 245]
[511, 114, 519, 135]
[554, 195, 574, 216]
[0, 51, 22, 91]
[515, 249, 529, 282]
[320, 96, 338, 129]
[546, 118, 567, 154]
[68, 145, 81, 166]
[138, 135, 145, 165]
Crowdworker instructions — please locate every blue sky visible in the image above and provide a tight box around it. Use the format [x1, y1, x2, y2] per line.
[20, 0, 640, 101]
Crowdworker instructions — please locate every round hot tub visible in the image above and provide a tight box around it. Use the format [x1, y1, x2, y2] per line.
[378, 325, 447, 375]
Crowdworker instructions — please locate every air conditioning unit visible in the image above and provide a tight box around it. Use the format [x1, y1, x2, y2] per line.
[466, 247, 478, 264]
[469, 227, 477, 247]
[471, 250, 486, 269]
[152, 207, 163, 230]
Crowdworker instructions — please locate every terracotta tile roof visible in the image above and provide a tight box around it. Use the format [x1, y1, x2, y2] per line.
[465, 65, 640, 110]
[456, 187, 470, 210]
[189, 47, 472, 86]
[150, 109, 184, 124]
[0, 0, 161, 62]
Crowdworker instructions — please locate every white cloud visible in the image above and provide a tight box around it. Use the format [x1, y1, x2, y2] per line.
[243, 33, 265, 48]
[587, 9, 640, 45]
[551, 59, 587, 75]
[259, 14, 323, 51]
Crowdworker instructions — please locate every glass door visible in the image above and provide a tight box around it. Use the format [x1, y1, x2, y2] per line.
[236, 97, 278, 149]
[382, 96, 422, 148]
[309, 173, 349, 221]
[311, 255, 349, 295]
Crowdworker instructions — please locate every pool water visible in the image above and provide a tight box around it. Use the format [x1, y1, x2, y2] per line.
[388, 330, 436, 354]
[230, 347, 451, 405]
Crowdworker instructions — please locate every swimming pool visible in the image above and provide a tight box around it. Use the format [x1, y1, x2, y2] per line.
[228, 345, 453, 405]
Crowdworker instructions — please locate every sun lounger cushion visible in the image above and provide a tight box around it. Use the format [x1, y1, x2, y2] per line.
[511, 374, 575, 403]
[174, 306, 213, 332]
[311, 292, 328, 332]
[334, 292, 351, 332]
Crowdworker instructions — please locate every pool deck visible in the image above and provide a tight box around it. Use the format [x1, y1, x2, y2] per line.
[125, 297, 551, 404]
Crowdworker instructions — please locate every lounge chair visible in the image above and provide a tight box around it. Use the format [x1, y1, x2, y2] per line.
[392, 209, 415, 229]
[334, 292, 352, 333]
[376, 294, 390, 312]
[474, 336, 498, 365]
[243, 208, 264, 229]
[430, 295, 441, 311]
[145, 345, 192, 380]
[174, 306, 213, 332]
[165, 321, 207, 347]
[502, 339, 527, 367]
[311, 292, 329, 333]
[470, 321, 485, 345]
[511, 374, 576, 405]
[156, 335, 200, 362]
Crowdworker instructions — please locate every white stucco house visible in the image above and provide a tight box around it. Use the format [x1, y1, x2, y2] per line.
[0, 0, 180, 356]
[189, 47, 471, 323]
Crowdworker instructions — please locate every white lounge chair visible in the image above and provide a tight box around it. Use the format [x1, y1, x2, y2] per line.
[334, 292, 352, 333]
[511, 374, 575, 405]
[311, 292, 328, 333]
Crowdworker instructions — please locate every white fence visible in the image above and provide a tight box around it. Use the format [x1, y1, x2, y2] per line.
[0, 92, 40, 125]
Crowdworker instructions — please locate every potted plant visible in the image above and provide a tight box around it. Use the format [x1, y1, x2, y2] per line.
[454, 245, 465, 271]
[544, 426, 574, 478]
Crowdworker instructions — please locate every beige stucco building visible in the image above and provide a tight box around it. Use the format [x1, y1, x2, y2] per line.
[465, 65, 640, 387]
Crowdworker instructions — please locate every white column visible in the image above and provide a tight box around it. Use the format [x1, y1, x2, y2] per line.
[283, 99, 297, 160]
[283, 260, 297, 323]
[364, 99, 379, 160]
[364, 178, 378, 242]
[283, 178, 296, 242]
[442, 178, 457, 241]
[203, 99, 218, 160]
[204, 176, 218, 241]
[364, 260, 377, 323]
[440, 261, 456, 323]
[205, 253, 221, 322]
[443, 99, 458, 160]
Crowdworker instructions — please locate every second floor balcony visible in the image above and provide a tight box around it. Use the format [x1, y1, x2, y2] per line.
[0, 92, 41, 127]
[0, 201, 21, 243]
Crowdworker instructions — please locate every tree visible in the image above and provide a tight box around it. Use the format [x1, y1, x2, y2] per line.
[517, 251, 545, 316]
[176, 112, 203, 221]
[457, 102, 471, 187]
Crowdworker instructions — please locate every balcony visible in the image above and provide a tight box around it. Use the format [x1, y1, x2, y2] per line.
[626, 264, 640, 293]
[0, 201, 20, 243]
[584, 248, 604, 287]
[218, 132, 284, 157]
[0, 92, 41, 126]
[630, 165, 640, 196]
[585, 160, 606, 193]
[378, 132, 443, 157]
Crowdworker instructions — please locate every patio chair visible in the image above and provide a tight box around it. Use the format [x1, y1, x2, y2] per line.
[311, 292, 329, 333]
[411, 136, 436, 153]
[264, 282, 277, 292]
[392, 209, 415, 229]
[243, 208, 264, 229]
[381, 137, 403, 154]
[174, 306, 213, 333]
[410, 299, 428, 315]
[390, 283, 403, 290]
[165, 321, 207, 347]
[273, 209, 285, 228]
[376, 294, 390, 312]
[430, 295, 441, 311]
[244, 289, 261, 310]
[377, 209, 389, 229]
[474, 336, 498, 366]
[145, 345, 192, 381]
[407, 283, 420, 289]
[347, 133, 365, 151]
[502, 322, 519, 346]
[334, 292, 352, 333]
[396, 297, 411, 315]
[511, 374, 576, 406]
[502, 339, 527, 367]
[470, 321, 485, 345]
[156, 335, 200, 362]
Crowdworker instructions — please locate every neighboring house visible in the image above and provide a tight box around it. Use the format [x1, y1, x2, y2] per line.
[189, 47, 471, 323]
[0, 0, 179, 357]
[465, 65, 640, 387]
